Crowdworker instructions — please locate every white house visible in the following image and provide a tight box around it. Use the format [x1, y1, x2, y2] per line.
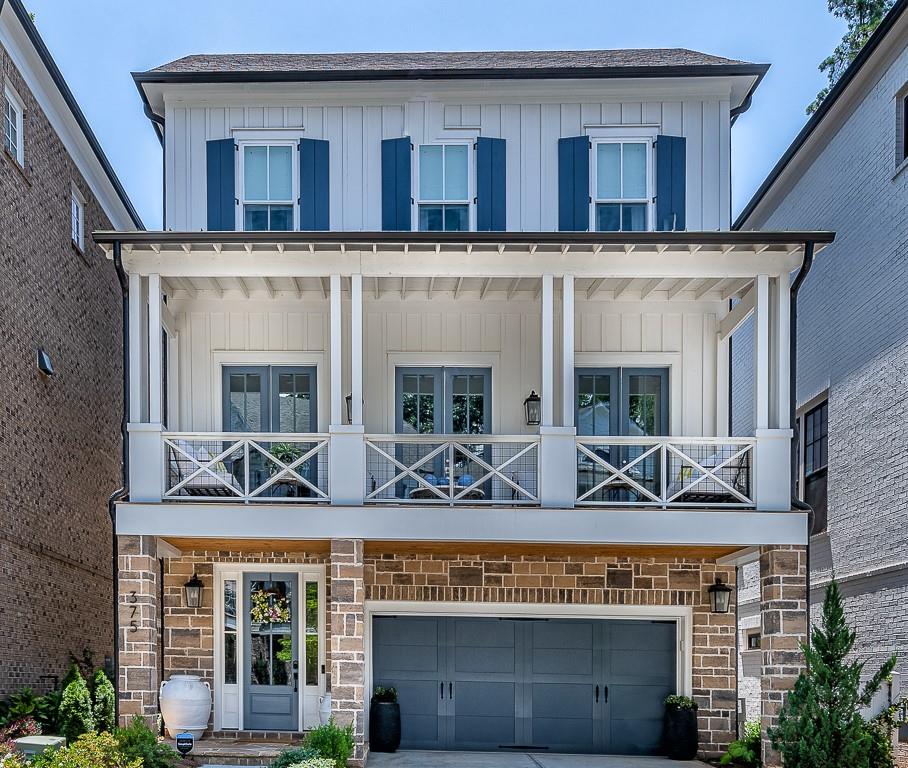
[98, 48, 832, 765]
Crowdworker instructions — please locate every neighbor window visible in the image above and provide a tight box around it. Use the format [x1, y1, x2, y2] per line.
[746, 631, 761, 650]
[418, 143, 469, 232]
[3, 85, 24, 165]
[242, 144, 294, 231]
[900, 90, 908, 165]
[803, 400, 828, 535]
[594, 140, 650, 232]
[71, 185, 85, 251]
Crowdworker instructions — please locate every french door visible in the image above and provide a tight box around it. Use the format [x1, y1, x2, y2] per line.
[393, 367, 491, 499]
[222, 366, 318, 497]
[576, 367, 668, 502]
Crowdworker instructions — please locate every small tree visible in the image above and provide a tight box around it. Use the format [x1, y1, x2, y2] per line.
[769, 581, 896, 768]
[59, 674, 95, 743]
[92, 670, 116, 733]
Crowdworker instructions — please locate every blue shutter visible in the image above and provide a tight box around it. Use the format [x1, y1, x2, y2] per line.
[381, 137, 412, 231]
[476, 137, 506, 231]
[655, 135, 686, 231]
[299, 138, 330, 230]
[206, 138, 236, 231]
[558, 136, 590, 231]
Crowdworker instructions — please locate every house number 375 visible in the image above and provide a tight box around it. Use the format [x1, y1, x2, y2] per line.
[128, 590, 139, 633]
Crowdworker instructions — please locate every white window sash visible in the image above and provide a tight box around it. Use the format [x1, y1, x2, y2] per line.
[3, 85, 24, 164]
[236, 140, 299, 230]
[590, 138, 654, 231]
[415, 142, 473, 231]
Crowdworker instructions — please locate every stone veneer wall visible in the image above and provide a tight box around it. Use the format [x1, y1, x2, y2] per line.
[364, 549, 738, 757]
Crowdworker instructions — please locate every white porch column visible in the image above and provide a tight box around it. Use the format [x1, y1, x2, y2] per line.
[539, 274, 575, 508]
[754, 274, 770, 431]
[776, 274, 791, 430]
[128, 273, 143, 423]
[147, 273, 162, 425]
[350, 274, 363, 426]
[754, 274, 792, 511]
[329, 274, 365, 506]
[540, 274, 554, 427]
[561, 275, 575, 429]
[716, 335, 730, 438]
[330, 274, 343, 427]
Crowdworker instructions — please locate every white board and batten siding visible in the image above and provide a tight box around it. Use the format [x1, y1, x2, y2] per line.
[170, 296, 722, 437]
[165, 88, 732, 232]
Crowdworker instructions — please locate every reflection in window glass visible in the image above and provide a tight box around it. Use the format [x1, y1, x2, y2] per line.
[229, 374, 262, 432]
[577, 375, 612, 436]
[277, 373, 312, 432]
[224, 579, 237, 685]
[305, 582, 319, 687]
[401, 374, 436, 434]
[450, 374, 485, 434]
[627, 375, 662, 437]
[248, 578, 293, 687]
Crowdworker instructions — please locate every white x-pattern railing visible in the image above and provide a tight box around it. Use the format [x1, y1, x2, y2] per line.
[576, 436, 755, 508]
[164, 432, 329, 502]
[364, 434, 539, 505]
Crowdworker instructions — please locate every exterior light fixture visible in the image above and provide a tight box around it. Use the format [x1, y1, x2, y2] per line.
[345, 393, 353, 424]
[524, 390, 541, 426]
[708, 576, 733, 614]
[36, 348, 54, 376]
[184, 573, 203, 609]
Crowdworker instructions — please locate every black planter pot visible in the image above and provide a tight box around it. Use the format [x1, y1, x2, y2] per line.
[369, 700, 401, 753]
[663, 704, 698, 760]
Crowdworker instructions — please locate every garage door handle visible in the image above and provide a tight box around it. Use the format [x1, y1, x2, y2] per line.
[440, 682, 444, 700]
[604, 686, 609, 703]
[449, 682, 454, 699]
[595, 685, 599, 703]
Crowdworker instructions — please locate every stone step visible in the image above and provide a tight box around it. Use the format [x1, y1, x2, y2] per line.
[168, 737, 299, 767]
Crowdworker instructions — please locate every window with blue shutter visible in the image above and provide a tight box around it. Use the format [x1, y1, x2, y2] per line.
[299, 138, 329, 230]
[558, 136, 590, 232]
[381, 137, 412, 231]
[476, 137, 506, 231]
[655, 135, 686, 231]
[206, 138, 236, 231]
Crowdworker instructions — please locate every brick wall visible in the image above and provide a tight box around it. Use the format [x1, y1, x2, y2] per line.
[733, 39, 908, 724]
[0, 41, 120, 695]
[365, 549, 738, 757]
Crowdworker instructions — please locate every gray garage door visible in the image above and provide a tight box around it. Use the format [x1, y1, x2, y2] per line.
[372, 616, 677, 755]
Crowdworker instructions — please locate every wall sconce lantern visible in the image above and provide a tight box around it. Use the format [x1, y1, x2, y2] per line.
[524, 390, 541, 426]
[36, 348, 54, 377]
[184, 573, 203, 609]
[708, 576, 733, 614]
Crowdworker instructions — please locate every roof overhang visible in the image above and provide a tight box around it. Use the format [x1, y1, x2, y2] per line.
[134, 63, 768, 141]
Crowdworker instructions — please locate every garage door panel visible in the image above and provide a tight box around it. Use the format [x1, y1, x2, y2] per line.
[373, 615, 441, 646]
[451, 714, 517, 747]
[531, 647, 594, 677]
[451, 618, 516, 647]
[532, 716, 595, 752]
[532, 620, 594, 649]
[608, 718, 664, 756]
[531, 682, 594, 718]
[610, 648, 675, 680]
[610, 621, 676, 650]
[453, 645, 516, 675]
[610, 683, 673, 720]
[453, 681, 516, 718]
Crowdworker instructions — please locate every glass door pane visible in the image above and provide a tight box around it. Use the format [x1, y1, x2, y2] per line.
[445, 369, 491, 501]
[304, 581, 319, 687]
[576, 370, 618, 502]
[222, 367, 270, 491]
[395, 369, 443, 499]
[621, 369, 668, 502]
[268, 366, 318, 498]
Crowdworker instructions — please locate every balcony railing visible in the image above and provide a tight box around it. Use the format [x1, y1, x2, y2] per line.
[575, 437, 755, 508]
[163, 433, 329, 502]
[364, 434, 540, 505]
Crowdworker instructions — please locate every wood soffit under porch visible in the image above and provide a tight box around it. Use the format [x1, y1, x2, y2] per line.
[159, 537, 743, 561]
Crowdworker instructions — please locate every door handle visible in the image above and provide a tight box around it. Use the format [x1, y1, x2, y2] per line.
[595, 684, 599, 703]
[449, 682, 454, 699]
[440, 682, 444, 700]
[604, 685, 608, 703]
[293, 672, 299, 693]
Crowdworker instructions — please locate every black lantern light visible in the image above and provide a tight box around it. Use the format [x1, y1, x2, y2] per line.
[524, 390, 541, 426]
[184, 573, 203, 609]
[708, 576, 733, 614]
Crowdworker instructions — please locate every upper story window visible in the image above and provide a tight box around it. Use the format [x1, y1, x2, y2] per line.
[802, 399, 828, 535]
[417, 143, 470, 232]
[3, 85, 24, 166]
[899, 88, 908, 166]
[241, 143, 294, 231]
[70, 185, 85, 251]
[593, 140, 651, 232]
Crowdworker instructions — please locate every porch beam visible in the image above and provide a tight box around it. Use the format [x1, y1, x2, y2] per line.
[718, 286, 755, 340]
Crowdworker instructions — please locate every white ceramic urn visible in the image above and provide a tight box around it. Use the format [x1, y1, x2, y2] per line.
[318, 693, 332, 725]
[159, 674, 212, 739]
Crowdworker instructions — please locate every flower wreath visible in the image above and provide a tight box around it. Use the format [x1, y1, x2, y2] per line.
[250, 588, 291, 624]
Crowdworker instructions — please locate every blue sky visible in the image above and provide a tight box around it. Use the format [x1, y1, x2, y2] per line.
[27, 0, 845, 230]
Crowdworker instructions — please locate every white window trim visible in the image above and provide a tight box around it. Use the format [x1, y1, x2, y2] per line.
[235, 139, 299, 232]
[70, 183, 85, 251]
[3, 84, 25, 166]
[589, 136, 655, 233]
[413, 140, 474, 232]
[213, 563, 327, 732]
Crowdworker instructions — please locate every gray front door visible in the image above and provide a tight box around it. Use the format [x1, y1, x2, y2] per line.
[244, 573, 299, 730]
[372, 616, 676, 754]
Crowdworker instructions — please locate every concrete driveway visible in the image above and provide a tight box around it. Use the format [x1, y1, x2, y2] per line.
[368, 751, 708, 767]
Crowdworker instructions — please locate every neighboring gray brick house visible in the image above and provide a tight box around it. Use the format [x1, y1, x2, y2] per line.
[731, 0, 908, 734]
[0, 0, 141, 694]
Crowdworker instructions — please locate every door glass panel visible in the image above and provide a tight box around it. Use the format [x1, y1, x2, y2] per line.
[577, 374, 611, 436]
[248, 577, 293, 687]
[276, 372, 312, 432]
[305, 582, 319, 687]
[450, 374, 485, 434]
[228, 373, 263, 432]
[626, 374, 662, 436]
[224, 579, 237, 685]
[401, 374, 436, 434]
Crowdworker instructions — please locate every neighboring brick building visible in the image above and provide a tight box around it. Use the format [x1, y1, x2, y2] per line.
[0, 0, 141, 695]
[732, 0, 908, 737]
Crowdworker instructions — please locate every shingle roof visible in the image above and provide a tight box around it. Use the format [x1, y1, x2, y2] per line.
[145, 48, 756, 77]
